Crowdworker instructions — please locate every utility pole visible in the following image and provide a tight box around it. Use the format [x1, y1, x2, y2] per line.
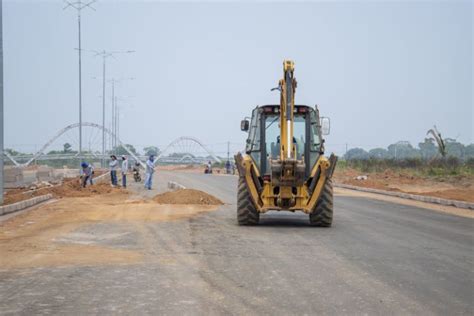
[88, 49, 134, 165]
[227, 141, 230, 162]
[116, 104, 120, 144]
[108, 78, 134, 151]
[101, 53, 106, 164]
[114, 96, 118, 148]
[0, 0, 4, 205]
[64, 0, 96, 157]
[111, 79, 115, 151]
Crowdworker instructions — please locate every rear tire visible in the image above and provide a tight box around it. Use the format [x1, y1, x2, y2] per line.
[309, 178, 333, 227]
[237, 176, 259, 225]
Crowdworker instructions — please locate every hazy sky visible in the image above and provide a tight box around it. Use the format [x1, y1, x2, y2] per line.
[4, 0, 473, 156]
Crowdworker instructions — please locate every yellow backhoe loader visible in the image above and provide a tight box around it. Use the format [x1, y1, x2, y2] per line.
[235, 60, 337, 226]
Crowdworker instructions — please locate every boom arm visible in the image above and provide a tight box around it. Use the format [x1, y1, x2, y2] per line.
[279, 60, 297, 160]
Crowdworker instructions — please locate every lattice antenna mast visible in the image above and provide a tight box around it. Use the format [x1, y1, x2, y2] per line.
[63, 0, 96, 157]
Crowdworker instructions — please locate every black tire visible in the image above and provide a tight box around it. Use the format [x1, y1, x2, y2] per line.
[237, 176, 259, 225]
[309, 178, 333, 227]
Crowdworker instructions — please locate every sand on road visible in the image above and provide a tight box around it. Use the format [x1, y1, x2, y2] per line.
[0, 190, 220, 270]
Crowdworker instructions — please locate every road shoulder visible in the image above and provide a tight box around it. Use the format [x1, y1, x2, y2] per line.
[335, 187, 474, 218]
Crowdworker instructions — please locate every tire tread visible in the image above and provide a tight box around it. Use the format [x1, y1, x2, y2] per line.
[309, 179, 334, 227]
[237, 177, 259, 225]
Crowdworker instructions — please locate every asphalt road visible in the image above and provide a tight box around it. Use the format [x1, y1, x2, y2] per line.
[0, 171, 473, 315]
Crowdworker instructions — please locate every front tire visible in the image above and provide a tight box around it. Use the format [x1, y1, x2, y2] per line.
[237, 176, 259, 225]
[309, 178, 333, 227]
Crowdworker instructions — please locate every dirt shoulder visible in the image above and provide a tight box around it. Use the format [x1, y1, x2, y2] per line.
[3, 176, 120, 205]
[335, 187, 474, 219]
[334, 168, 474, 203]
[0, 189, 221, 269]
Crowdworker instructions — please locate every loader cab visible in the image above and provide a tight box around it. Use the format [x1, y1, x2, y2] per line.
[243, 105, 324, 177]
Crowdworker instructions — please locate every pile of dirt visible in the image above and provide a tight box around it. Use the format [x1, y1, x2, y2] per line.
[153, 189, 223, 205]
[3, 177, 124, 205]
[47, 178, 120, 198]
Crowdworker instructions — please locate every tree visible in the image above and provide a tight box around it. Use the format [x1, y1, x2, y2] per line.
[368, 148, 389, 159]
[464, 144, 474, 159]
[111, 144, 138, 156]
[5, 148, 21, 156]
[169, 152, 195, 158]
[63, 143, 72, 153]
[418, 138, 438, 160]
[444, 139, 464, 159]
[387, 141, 420, 159]
[344, 148, 369, 160]
[143, 146, 160, 157]
[426, 125, 446, 157]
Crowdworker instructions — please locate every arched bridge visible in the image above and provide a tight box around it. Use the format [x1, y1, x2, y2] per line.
[4, 123, 223, 167]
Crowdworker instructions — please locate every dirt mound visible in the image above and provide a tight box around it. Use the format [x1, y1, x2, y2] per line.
[48, 178, 120, 198]
[3, 177, 125, 205]
[153, 189, 223, 205]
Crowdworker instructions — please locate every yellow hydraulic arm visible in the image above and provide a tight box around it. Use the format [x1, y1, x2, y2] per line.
[279, 60, 297, 160]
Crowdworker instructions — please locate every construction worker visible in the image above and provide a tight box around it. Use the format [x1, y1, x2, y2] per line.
[80, 162, 93, 188]
[109, 155, 118, 186]
[225, 160, 231, 174]
[144, 155, 155, 190]
[121, 156, 128, 188]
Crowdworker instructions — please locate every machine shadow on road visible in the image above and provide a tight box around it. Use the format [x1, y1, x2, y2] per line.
[256, 213, 317, 227]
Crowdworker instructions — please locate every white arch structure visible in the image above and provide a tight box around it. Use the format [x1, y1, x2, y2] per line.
[155, 136, 221, 164]
[4, 125, 221, 167]
[7, 122, 144, 168]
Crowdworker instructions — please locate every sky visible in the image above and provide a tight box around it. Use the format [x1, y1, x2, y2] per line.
[3, 0, 473, 156]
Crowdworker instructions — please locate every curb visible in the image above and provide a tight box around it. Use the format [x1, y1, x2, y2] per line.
[93, 173, 110, 183]
[168, 181, 186, 191]
[334, 183, 474, 210]
[0, 194, 53, 216]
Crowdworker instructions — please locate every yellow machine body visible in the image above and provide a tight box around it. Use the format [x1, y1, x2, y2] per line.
[236, 60, 337, 216]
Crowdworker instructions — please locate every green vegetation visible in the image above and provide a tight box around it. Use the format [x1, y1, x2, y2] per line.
[341, 138, 474, 179]
[345, 140, 474, 161]
[338, 157, 474, 179]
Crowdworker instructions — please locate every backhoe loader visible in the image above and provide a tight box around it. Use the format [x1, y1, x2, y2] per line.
[235, 60, 337, 226]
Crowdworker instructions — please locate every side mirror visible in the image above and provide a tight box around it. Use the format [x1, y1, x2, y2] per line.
[320, 117, 330, 135]
[241, 119, 250, 132]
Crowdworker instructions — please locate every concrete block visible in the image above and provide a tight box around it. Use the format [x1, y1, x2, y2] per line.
[4, 167, 24, 184]
[36, 166, 54, 181]
[168, 181, 186, 190]
[0, 194, 53, 216]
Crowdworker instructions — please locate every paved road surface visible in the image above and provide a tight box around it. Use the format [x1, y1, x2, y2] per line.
[0, 171, 472, 315]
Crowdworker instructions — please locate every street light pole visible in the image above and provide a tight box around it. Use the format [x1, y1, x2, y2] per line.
[107, 78, 134, 151]
[64, 0, 95, 158]
[89, 50, 134, 163]
[116, 103, 120, 143]
[111, 79, 115, 150]
[0, 0, 4, 205]
[77, 11, 82, 156]
[101, 53, 106, 165]
[115, 97, 118, 148]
